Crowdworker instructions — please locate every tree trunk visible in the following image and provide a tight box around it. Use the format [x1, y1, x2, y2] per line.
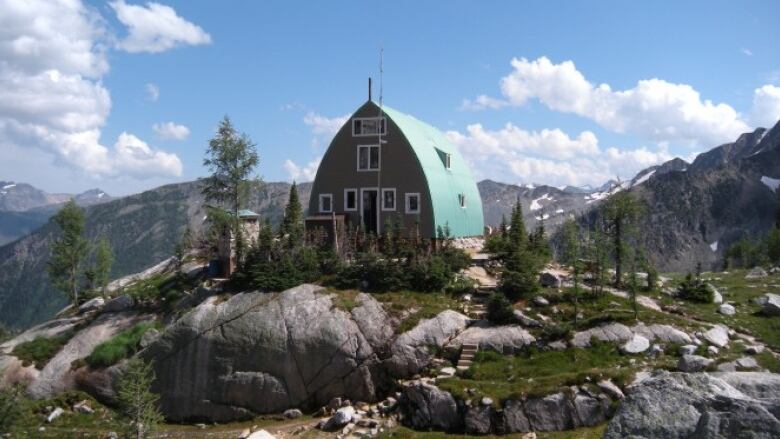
[615, 220, 623, 287]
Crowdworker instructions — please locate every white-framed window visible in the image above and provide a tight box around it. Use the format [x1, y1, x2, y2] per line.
[382, 188, 396, 211]
[357, 145, 380, 171]
[458, 193, 466, 208]
[344, 188, 357, 211]
[319, 193, 333, 213]
[352, 117, 387, 137]
[405, 192, 421, 214]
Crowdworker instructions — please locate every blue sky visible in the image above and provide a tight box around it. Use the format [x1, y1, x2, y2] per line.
[1, 0, 779, 195]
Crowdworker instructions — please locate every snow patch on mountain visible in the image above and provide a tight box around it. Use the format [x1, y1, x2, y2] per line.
[761, 176, 780, 192]
[530, 193, 554, 211]
[710, 241, 718, 252]
[632, 170, 656, 187]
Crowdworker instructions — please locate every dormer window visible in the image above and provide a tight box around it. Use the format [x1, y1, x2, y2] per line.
[435, 148, 451, 169]
[353, 117, 386, 136]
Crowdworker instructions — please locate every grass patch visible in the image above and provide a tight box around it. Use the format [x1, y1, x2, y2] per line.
[85, 321, 160, 368]
[660, 269, 780, 350]
[329, 289, 361, 312]
[438, 342, 636, 402]
[755, 351, 780, 373]
[9, 390, 123, 437]
[373, 290, 460, 333]
[12, 331, 74, 369]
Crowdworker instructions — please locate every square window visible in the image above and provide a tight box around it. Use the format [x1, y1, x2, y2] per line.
[382, 188, 396, 211]
[406, 193, 420, 214]
[319, 194, 333, 213]
[358, 145, 380, 171]
[344, 189, 357, 211]
[353, 117, 387, 136]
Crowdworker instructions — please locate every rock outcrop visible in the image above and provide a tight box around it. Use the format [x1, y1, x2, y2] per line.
[143, 285, 389, 421]
[28, 312, 146, 398]
[604, 371, 780, 438]
[446, 321, 535, 355]
[385, 310, 469, 378]
[399, 381, 614, 434]
[142, 285, 468, 422]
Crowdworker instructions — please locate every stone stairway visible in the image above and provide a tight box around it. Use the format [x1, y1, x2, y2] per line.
[457, 343, 479, 371]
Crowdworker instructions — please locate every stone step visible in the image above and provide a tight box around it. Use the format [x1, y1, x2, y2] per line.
[457, 360, 473, 367]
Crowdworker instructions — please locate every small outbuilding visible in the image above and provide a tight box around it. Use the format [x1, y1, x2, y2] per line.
[306, 98, 484, 239]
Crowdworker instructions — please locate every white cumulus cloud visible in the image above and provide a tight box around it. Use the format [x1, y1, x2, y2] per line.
[146, 82, 159, 101]
[303, 112, 349, 136]
[283, 157, 321, 183]
[463, 56, 780, 146]
[750, 85, 780, 129]
[0, 0, 184, 180]
[153, 121, 190, 140]
[111, 0, 211, 53]
[460, 95, 509, 111]
[446, 123, 672, 187]
[113, 132, 182, 177]
[494, 56, 751, 146]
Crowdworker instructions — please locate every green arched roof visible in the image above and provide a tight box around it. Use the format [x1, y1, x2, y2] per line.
[379, 103, 484, 237]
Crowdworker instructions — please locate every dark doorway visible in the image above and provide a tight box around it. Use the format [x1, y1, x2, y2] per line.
[362, 189, 378, 234]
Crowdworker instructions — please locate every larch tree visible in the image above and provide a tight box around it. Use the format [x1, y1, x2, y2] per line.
[600, 189, 643, 287]
[93, 235, 114, 297]
[117, 357, 164, 439]
[47, 200, 90, 305]
[201, 116, 261, 267]
[562, 218, 581, 327]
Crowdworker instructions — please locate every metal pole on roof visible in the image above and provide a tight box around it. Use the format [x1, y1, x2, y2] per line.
[376, 45, 384, 235]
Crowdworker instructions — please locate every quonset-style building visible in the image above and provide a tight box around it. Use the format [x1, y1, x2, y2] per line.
[306, 97, 483, 239]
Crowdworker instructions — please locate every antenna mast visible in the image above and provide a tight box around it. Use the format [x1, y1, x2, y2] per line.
[376, 46, 384, 235]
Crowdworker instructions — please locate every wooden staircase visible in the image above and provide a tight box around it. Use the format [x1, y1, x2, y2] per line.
[457, 343, 479, 371]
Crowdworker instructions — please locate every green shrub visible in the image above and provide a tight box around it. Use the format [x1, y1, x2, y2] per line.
[539, 322, 573, 342]
[499, 267, 539, 302]
[445, 276, 476, 296]
[12, 332, 74, 369]
[487, 293, 515, 324]
[676, 273, 714, 303]
[85, 322, 158, 368]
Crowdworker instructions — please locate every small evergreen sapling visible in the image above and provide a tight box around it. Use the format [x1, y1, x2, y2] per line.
[117, 357, 164, 439]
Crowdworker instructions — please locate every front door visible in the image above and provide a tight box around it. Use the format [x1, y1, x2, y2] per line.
[361, 189, 378, 234]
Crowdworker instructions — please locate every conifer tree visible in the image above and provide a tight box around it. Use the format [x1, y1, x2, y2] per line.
[47, 200, 89, 305]
[508, 200, 527, 251]
[600, 190, 643, 287]
[93, 236, 113, 297]
[117, 357, 164, 439]
[562, 218, 581, 327]
[280, 181, 304, 244]
[202, 116, 261, 267]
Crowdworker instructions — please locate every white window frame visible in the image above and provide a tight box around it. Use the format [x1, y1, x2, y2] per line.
[381, 188, 396, 211]
[344, 188, 358, 211]
[352, 117, 387, 137]
[319, 193, 333, 213]
[357, 144, 381, 172]
[405, 192, 421, 214]
[458, 193, 466, 208]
